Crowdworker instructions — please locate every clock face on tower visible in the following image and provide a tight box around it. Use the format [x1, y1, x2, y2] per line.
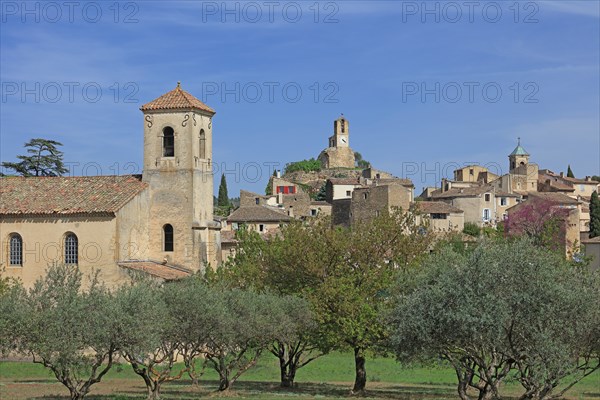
[340, 136, 347, 144]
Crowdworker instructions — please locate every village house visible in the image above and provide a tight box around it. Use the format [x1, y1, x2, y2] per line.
[412, 201, 465, 232]
[453, 165, 500, 184]
[428, 185, 519, 228]
[1, 84, 220, 287]
[225, 205, 291, 234]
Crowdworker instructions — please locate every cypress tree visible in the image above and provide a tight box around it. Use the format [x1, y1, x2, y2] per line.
[590, 191, 600, 238]
[567, 165, 575, 178]
[217, 174, 230, 208]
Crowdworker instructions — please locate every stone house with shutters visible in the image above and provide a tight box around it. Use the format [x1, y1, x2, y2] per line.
[0, 84, 221, 288]
[428, 185, 520, 228]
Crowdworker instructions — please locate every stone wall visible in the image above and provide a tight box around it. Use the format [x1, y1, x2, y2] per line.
[318, 147, 355, 169]
[332, 199, 352, 227]
[350, 185, 411, 224]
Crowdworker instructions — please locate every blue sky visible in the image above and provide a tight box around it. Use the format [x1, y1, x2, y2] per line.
[1, 0, 599, 196]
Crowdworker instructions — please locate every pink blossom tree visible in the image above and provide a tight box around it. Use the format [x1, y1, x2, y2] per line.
[506, 198, 570, 251]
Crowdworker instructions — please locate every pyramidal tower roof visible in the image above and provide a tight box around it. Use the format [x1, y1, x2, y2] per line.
[140, 82, 215, 114]
[509, 138, 529, 156]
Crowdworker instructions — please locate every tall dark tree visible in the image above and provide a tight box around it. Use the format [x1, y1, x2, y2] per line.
[567, 165, 575, 178]
[265, 170, 277, 195]
[590, 191, 600, 238]
[314, 183, 327, 201]
[217, 174, 230, 208]
[1, 138, 68, 176]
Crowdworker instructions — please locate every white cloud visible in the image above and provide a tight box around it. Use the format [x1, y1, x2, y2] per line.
[541, 1, 600, 18]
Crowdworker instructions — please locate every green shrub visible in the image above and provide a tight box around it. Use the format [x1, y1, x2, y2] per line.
[284, 158, 322, 174]
[463, 222, 480, 237]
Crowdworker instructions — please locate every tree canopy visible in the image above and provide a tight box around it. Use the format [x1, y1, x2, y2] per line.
[221, 209, 434, 392]
[1, 138, 68, 176]
[388, 238, 600, 400]
[284, 158, 321, 174]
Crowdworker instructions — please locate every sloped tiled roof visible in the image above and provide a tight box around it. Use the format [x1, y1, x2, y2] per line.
[414, 201, 464, 214]
[140, 83, 215, 114]
[328, 177, 362, 185]
[118, 260, 191, 281]
[431, 186, 492, 199]
[538, 176, 575, 192]
[227, 205, 291, 223]
[529, 192, 579, 205]
[562, 176, 598, 185]
[220, 230, 238, 244]
[375, 178, 414, 187]
[0, 175, 147, 216]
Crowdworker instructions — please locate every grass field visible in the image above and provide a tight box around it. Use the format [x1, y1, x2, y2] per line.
[0, 352, 598, 399]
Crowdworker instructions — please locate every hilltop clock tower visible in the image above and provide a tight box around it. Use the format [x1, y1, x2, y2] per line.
[318, 115, 356, 169]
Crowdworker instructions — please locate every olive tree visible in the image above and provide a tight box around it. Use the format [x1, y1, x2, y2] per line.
[218, 223, 336, 388]
[225, 210, 433, 393]
[203, 288, 291, 391]
[162, 277, 216, 386]
[17, 265, 122, 400]
[507, 264, 600, 399]
[117, 279, 187, 400]
[389, 239, 600, 400]
[312, 209, 433, 393]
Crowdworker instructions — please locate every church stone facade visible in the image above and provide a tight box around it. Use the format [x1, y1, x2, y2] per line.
[0, 84, 220, 288]
[318, 115, 355, 169]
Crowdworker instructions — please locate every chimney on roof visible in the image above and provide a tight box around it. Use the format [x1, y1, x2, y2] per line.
[586, 176, 591, 182]
[276, 170, 281, 178]
[560, 172, 564, 178]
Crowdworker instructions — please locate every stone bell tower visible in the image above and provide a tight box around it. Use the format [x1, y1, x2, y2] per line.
[140, 83, 220, 269]
[508, 138, 530, 171]
[318, 115, 355, 169]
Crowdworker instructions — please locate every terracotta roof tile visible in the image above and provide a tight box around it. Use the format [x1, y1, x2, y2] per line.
[414, 201, 464, 214]
[140, 84, 215, 114]
[227, 205, 292, 223]
[529, 192, 579, 205]
[0, 175, 147, 216]
[328, 178, 362, 185]
[431, 186, 492, 199]
[221, 230, 238, 244]
[374, 178, 414, 187]
[118, 260, 191, 281]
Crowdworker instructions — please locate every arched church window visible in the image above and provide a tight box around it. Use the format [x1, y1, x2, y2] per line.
[9, 233, 22, 266]
[163, 127, 175, 157]
[199, 129, 206, 159]
[64, 233, 78, 265]
[163, 224, 174, 252]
